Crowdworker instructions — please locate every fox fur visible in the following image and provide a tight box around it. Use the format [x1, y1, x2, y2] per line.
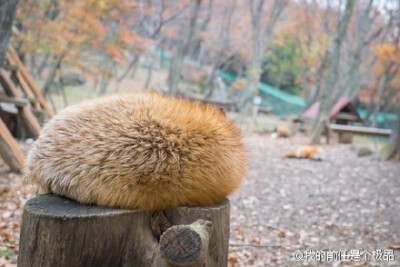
[284, 146, 322, 160]
[25, 92, 247, 211]
[276, 126, 290, 138]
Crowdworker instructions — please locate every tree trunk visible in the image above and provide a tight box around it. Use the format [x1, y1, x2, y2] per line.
[42, 54, 64, 97]
[98, 58, 113, 96]
[58, 63, 68, 107]
[98, 74, 111, 96]
[310, 0, 356, 144]
[47, 92, 57, 114]
[205, 0, 236, 99]
[382, 111, 400, 160]
[167, 0, 202, 95]
[116, 55, 139, 91]
[243, 0, 287, 115]
[144, 61, 153, 89]
[30, 53, 38, 79]
[342, 0, 380, 99]
[242, 0, 265, 115]
[37, 53, 51, 79]
[189, 0, 213, 60]
[304, 51, 328, 111]
[371, 74, 388, 127]
[0, 0, 18, 70]
[19, 194, 230, 267]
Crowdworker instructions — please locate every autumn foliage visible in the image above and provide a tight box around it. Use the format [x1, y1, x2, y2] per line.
[10, 0, 400, 118]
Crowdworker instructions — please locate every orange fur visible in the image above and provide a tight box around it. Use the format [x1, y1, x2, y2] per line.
[284, 146, 321, 160]
[277, 126, 290, 138]
[24, 92, 247, 211]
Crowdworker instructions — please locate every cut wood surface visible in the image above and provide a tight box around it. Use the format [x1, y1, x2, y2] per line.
[160, 219, 213, 266]
[19, 194, 230, 267]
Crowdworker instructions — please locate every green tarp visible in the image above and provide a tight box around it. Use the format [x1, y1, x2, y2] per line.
[156, 48, 397, 123]
[219, 72, 306, 107]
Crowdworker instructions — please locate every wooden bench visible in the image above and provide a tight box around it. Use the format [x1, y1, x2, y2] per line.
[329, 124, 392, 143]
[0, 95, 29, 107]
[191, 98, 238, 112]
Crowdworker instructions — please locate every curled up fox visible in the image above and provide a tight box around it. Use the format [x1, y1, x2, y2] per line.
[24, 91, 247, 211]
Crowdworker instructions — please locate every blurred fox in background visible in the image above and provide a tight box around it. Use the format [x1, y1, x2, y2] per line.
[284, 146, 322, 161]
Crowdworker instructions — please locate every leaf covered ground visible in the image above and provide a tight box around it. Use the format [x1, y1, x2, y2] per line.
[0, 133, 399, 266]
[228, 132, 400, 266]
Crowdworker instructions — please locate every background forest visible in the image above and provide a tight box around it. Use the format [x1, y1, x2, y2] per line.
[8, 0, 399, 126]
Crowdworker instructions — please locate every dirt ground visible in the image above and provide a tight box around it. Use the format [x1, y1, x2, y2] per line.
[229, 132, 400, 266]
[0, 132, 399, 266]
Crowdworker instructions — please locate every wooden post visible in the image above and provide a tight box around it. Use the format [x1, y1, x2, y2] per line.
[5, 51, 40, 111]
[0, 118, 24, 172]
[15, 70, 41, 110]
[0, 70, 41, 138]
[7, 47, 54, 118]
[19, 194, 230, 267]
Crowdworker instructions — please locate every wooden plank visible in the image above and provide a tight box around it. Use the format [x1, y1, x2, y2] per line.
[0, 69, 22, 97]
[6, 50, 41, 110]
[334, 112, 360, 121]
[15, 71, 41, 110]
[0, 118, 24, 172]
[0, 95, 29, 107]
[19, 107, 41, 138]
[0, 70, 41, 138]
[2, 62, 19, 71]
[330, 124, 392, 137]
[7, 47, 54, 117]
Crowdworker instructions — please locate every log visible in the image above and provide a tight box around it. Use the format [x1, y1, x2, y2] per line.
[5, 52, 40, 110]
[0, 95, 29, 107]
[160, 220, 213, 266]
[15, 70, 41, 110]
[19, 194, 230, 267]
[0, 70, 41, 138]
[0, 118, 24, 172]
[7, 47, 54, 117]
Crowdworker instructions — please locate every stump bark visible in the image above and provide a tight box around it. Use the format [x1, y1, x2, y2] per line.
[19, 194, 230, 267]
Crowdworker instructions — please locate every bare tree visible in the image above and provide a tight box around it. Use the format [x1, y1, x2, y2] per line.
[167, 0, 203, 95]
[204, 0, 236, 98]
[310, 0, 356, 144]
[372, 31, 400, 127]
[381, 5, 400, 160]
[0, 0, 18, 69]
[341, 0, 393, 100]
[296, 0, 332, 110]
[382, 107, 400, 160]
[41, 50, 68, 98]
[242, 0, 287, 113]
[189, 0, 213, 60]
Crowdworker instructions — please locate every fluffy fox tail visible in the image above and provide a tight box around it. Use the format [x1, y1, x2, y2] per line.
[284, 146, 322, 161]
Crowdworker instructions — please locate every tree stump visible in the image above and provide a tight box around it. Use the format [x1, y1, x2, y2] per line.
[19, 194, 230, 267]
